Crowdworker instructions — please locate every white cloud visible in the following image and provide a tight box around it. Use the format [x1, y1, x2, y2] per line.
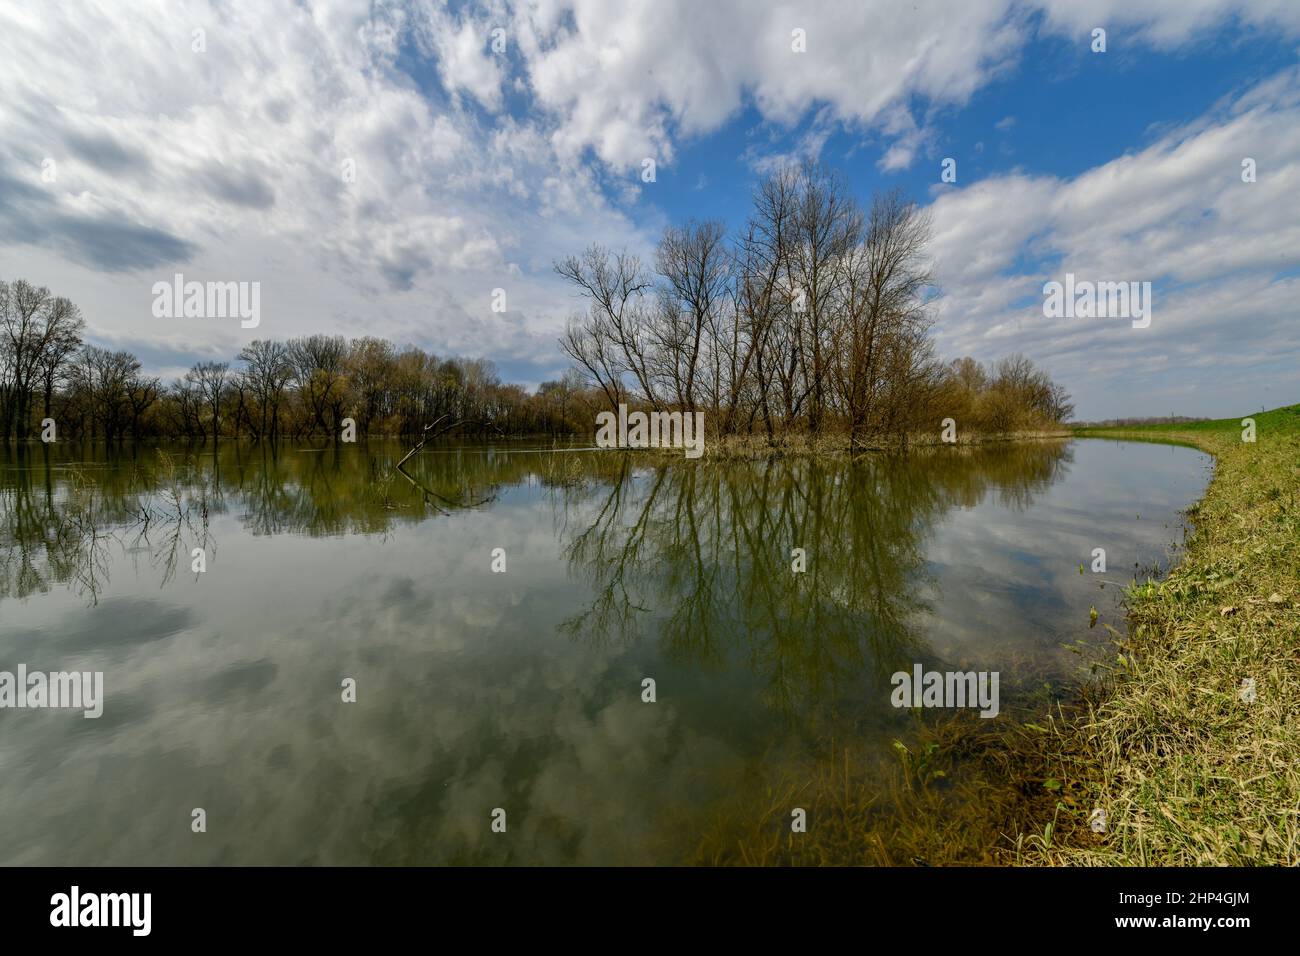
[0, 0, 1296, 406]
[488, 0, 1300, 171]
[0, 0, 657, 383]
[927, 66, 1300, 417]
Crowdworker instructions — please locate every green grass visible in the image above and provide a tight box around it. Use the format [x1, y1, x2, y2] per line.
[1036, 403, 1300, 864]
[1075, 404, 1300, 436]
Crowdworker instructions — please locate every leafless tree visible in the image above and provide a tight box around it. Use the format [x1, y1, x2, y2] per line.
[238, 339, 292, 440]
[652, 219, 729, 412]
[188, 361, 230, 440]
[555, 245, 657, 409]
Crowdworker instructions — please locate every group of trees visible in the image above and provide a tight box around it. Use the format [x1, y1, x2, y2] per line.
[4, 166, 1072, 448]
[559, 161, 1072, 446]
[1, 276, 589, 442]
[156, 340, 586, 441]
[0, 278, 87, 441]
[935, 354, 1075, 436]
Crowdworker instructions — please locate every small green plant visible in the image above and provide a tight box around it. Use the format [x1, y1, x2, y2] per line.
[892, 739, 947, 789]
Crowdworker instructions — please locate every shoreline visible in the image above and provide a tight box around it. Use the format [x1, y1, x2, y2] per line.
[690, 407, 1298, 865]
[644, 428, 1074, 460]
[1018, 409, 1299, 864]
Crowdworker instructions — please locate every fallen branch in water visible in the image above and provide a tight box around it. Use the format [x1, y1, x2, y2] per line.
[394, 416, 504, 512]
[397, 414, 456, 469]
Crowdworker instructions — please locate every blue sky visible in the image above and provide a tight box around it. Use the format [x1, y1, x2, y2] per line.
[647, 28, 1298, 226]
[1, 0, 1297, 420]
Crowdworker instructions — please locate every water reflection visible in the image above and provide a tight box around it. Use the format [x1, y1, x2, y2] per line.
[0, 438, 1208, 864]
[555, 443, 1074, 720]
[3, 440, 1072, 715]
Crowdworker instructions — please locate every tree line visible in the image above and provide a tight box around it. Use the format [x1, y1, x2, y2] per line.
[3, 164, 1073, 446]
[1, 276, 589, 442]
[558, 161, 1073, 447]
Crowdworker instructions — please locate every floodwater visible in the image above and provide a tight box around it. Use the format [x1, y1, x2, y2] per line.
[0, 438, 1210, 864]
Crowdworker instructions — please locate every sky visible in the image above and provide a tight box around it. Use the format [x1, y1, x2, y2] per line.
[0, 0, 1297, 420]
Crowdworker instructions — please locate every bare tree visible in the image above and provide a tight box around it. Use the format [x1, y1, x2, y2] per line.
[785, 161, 859, 433]
[188, 361, 230, 440]
[126, 373, 160, 439]
[286, 335, 347, 437]
[78, 346, 141, 441]
[732, 172, 799, 438]
[238, 339, 292, 440]
[555, 245, 657, 408]
[834, 188, 935, 447]
[652, 219, 729, 412]
[0, 279, 51, 438]
[37, 297, 85, 424]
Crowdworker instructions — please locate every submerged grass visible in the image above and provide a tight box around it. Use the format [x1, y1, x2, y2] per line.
[688, 705, 1088, 866]
[686, 428, 1072, 460]
[688, 404, 1300, 866]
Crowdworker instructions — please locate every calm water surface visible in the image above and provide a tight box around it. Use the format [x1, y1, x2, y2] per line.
[0, 438, 1210, 864]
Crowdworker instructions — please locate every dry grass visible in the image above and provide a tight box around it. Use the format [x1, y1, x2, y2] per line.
[640, 428, 1073, 461]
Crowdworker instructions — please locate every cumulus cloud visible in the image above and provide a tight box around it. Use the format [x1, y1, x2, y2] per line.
[0, 0, 1295, 409]
[477, 0, 1300, 170]
[926, 65, 1300, 416]
[0, 0, 652, 377]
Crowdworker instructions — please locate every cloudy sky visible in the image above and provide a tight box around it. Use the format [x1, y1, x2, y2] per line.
[1, 0, 1297, 420]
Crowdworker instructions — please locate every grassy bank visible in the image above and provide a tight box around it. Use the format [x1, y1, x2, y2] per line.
[1033, 404, 1300, 864]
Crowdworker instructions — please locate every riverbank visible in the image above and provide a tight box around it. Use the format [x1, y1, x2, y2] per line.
[1023, 404, 1300, 864]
